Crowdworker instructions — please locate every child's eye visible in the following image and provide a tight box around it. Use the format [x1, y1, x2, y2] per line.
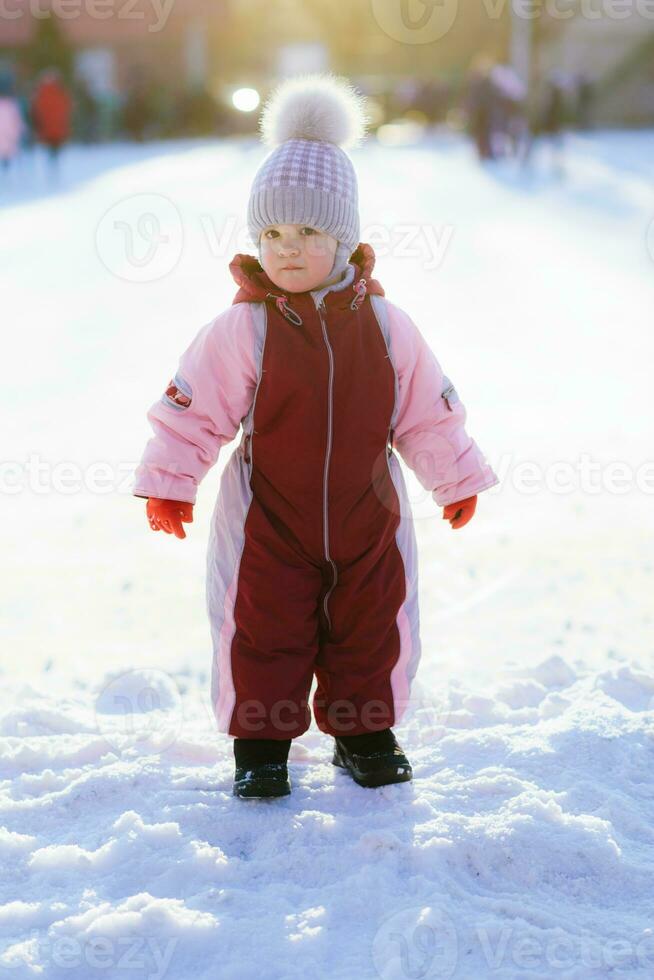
[264, 227, 316, 239]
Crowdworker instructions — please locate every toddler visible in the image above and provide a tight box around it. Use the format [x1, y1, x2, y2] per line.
[132, 74, 499, 799]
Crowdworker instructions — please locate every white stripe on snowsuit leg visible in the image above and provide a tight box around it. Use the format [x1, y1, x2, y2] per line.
[207, 450, 254, 732]
[370, 292, 421, 724]
[386, 451, 422, 724]
[207, 302, 267, 733]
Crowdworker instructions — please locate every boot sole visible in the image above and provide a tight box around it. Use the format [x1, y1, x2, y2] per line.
[332, 743, 412, 788]
[233, 778, 291, 799]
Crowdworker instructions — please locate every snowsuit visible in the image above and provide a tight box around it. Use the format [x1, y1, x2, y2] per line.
[132, 243, 499, 740]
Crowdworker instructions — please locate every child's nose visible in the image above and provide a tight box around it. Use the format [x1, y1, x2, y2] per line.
[278, 236, 301, 254]
[279, 231, 300, 248]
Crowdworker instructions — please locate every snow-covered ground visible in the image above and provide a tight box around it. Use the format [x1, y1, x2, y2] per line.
[1, 129, 653, 979]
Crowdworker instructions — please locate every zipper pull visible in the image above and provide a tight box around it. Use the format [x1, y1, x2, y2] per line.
[441, 376, 459, 411]
[266, 291, 303, 326]
[350, 278, 367, 310]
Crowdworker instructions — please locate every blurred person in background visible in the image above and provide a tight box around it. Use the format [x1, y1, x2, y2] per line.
[535, 69, 570, 177]
[122, 70, 176, 141]
[0, 72, 24, 176]
[122, 71, 151, 141]
[403, 77, 451, 129]
[463, 54, 497, 161]
[174, 87, 225, 138]
[574, 73, 595, 131]
[488, 63, 528, 161]
[31, 68, 72, 177]
[73, 77, 99, 144]
[417, 77, 451, 126]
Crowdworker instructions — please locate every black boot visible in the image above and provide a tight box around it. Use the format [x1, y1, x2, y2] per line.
[332, 728, 412, 788]
[233, 737, 292, 799]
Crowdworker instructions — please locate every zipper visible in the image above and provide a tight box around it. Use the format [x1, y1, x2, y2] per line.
[441, 378, 457, 412]
[318, 299, 338, 634]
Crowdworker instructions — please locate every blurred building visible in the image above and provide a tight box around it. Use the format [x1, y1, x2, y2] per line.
[0, 0, 227, 98]
[210, 0, 510, 118]
[546, 15, 653, 125]
[0, 0, 651, 135]
[0, 0, 509, 112]
[513, 5, 654, 127]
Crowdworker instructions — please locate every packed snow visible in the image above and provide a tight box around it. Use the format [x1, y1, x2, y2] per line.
[1, 128, 653, 979]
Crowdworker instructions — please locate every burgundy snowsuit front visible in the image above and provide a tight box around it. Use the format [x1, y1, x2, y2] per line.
[224, 246, 402, 739]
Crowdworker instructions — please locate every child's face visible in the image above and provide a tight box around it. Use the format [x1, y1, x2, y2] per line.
[259, 224, 339, 293]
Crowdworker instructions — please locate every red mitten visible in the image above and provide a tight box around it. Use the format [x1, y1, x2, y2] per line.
[146, 498, 194, 539]
[442, 494, 477, 529]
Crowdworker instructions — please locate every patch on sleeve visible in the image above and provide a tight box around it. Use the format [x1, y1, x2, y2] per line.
[162, 373, 193, 411]
[441, 376, 459, 411]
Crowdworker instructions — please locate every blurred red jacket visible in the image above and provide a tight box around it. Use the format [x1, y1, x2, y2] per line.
[32, 77, 71, 146]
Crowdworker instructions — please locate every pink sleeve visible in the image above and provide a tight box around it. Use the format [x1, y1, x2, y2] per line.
[385, 300, 499, 508]
[131, 304, 258, 505]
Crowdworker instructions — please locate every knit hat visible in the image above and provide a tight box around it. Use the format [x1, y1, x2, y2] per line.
[247, 73, 369, 277]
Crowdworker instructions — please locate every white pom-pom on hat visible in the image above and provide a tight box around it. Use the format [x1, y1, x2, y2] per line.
[259, 72, 370, 150]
